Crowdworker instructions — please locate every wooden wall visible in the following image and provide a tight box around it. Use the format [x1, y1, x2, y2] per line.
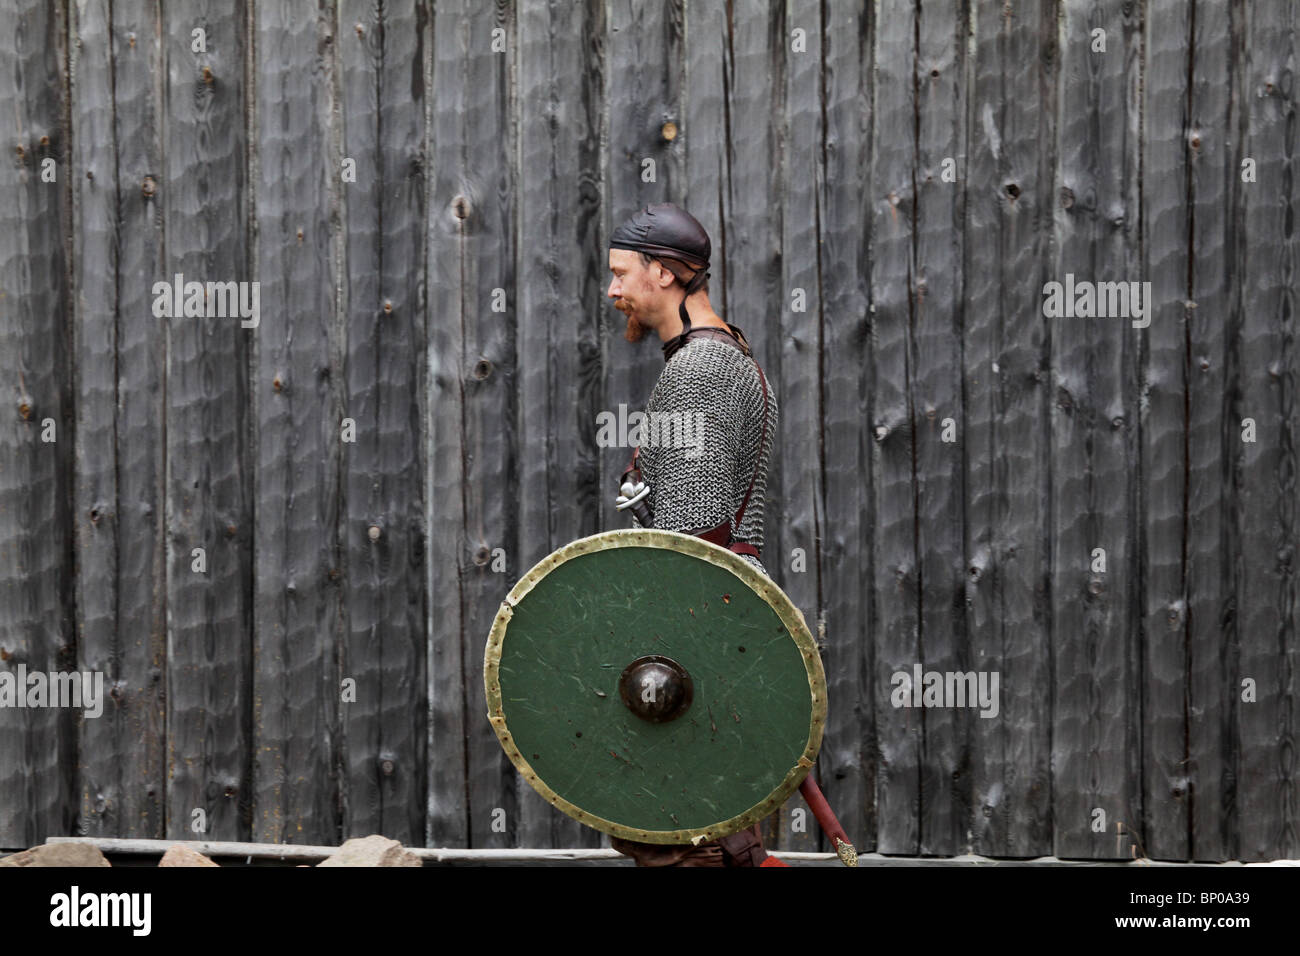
[0, 0, 1296, 861]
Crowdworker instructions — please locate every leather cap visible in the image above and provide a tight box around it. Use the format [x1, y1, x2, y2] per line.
[609, 203, 711, 270]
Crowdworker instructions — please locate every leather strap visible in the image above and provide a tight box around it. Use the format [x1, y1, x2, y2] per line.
[716, 824, 771, 867]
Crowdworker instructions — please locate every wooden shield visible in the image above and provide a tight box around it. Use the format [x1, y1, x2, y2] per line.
[484, 529, 826, 844]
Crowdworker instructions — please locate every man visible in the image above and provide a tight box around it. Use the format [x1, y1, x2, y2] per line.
[604, 203, 783, 867]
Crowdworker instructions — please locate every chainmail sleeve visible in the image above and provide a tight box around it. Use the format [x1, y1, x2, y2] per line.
[635, 337, 778, 575]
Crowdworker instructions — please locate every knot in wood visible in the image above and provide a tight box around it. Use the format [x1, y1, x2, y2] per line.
[367, 525, 381, 542]
[141, 176, 157, 198]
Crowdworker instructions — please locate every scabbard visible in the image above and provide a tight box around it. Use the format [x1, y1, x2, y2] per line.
[798, 775, 858, 867]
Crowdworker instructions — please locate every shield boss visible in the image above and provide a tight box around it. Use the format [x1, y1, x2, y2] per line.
[484, 529, 826, 844]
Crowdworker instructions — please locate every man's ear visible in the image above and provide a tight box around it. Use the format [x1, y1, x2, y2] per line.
[654, 262, 677, 290]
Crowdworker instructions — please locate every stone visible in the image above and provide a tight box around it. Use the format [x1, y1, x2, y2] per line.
[316, 835, 421, 867]
[0, 843, 111, 867]
[158, 845, 219, 867]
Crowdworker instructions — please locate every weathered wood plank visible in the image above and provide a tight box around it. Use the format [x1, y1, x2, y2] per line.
[68, 0, 121, 840]
[813, 0, 872, 855]
[162, 0, 252, 843]
[963, 0, 1055, 858]
[513, 0, 605, 849]
[0, 0, 74, 848]
[425, 0, 468, 849]
[92, 0, 168, 840]
[775, 0, 823, 856]
[912, 0, 969, 856]
[250, 0, 342, 845]
[1184, 0, 1238, 863]
[453, 0, 515, 850]
[1140, 0, 1192, 862]
[869, 0, 920, 856]
[337, 0, 427, 844]
[1050, 0, 1142, 860]
[426, 0, 515, 848]
[1235, 0, 1299, 863]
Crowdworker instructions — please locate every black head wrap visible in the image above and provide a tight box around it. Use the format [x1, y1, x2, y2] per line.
[610, 203, 712, 333]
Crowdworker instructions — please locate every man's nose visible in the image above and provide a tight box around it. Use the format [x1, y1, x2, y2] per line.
[607, 280, 618, 298]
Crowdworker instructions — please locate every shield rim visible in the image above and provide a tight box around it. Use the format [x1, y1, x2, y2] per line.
[484, 528, 827, 845]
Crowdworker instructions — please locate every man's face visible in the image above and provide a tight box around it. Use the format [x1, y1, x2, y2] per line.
[607, 249, 669, 341]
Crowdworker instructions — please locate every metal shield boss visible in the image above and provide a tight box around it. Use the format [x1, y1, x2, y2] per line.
[484, 529, 827, 844]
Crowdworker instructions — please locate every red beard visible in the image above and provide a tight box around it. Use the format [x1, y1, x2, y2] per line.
[615, 300, 646, 342]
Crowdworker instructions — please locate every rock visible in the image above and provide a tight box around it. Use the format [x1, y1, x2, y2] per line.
[0, 843, 111, 867]
[317, 835, 421, 867]
[159, 845, 219, 867]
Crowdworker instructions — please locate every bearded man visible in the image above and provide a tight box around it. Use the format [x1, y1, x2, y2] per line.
[603, 203, 784, 867]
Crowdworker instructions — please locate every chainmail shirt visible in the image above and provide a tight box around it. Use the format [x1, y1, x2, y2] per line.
[633, 336, 778, 575]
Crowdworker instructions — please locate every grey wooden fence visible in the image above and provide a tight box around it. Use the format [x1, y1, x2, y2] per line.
[0, 0, 1296, 862]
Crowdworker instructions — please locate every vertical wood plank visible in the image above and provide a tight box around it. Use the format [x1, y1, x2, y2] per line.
[512, 0, 605, 849]
[425, 0, 468, 849]
[1140, 0, 1192, 862]
[1184, 0, 1239, 862]
[90, 0, 168, 840]
[250, 0, 343, 845]
[777, 0, 824, 855]
[963, 0, 1055, 857]
[815, 0, 873, 854]
[1050, 0, 1143, 859]
[68, 0, 121, 840]
[425, 0, 515, 848]
[162, 0, 252, 843]
[869, 0, 920, 855]
[913, 0, 970, 856]
[0, 0, 74, 848]
[337, 0, 428, 844]
[1235, 0, 1299, 863]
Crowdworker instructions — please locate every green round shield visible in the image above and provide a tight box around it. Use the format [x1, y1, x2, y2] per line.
[484, 529, 826, 844]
